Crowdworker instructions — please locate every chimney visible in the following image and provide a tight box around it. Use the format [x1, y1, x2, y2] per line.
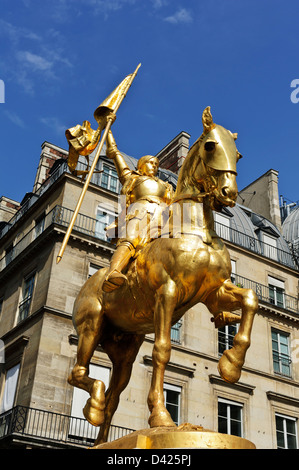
[155, 132, 190, 175]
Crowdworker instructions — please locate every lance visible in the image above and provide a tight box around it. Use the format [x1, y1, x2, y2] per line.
[56, 63, 141, 264]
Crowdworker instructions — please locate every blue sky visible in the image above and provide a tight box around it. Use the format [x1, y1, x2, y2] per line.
[0, 0, 298, 206]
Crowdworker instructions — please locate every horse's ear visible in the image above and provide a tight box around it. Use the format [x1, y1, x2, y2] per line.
[202, 106, 214, 133]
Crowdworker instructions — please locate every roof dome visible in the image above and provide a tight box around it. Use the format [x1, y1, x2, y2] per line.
[282, 206, 299, 245]
[218, 204, 297, 269]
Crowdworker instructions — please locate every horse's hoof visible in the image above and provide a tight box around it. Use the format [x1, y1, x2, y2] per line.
[218, 350, 242, 384]
[83, 380, 105, 427]
[148, 409, 176, 428]
[83, 399, 104, 426]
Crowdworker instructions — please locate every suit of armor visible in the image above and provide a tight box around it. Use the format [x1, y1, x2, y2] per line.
[103, 130, 173, 292]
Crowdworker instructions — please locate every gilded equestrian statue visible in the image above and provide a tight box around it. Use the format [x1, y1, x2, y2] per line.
[67, 107, 258, 445]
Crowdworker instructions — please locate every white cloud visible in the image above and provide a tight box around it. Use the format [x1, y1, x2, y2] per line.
[0, 19, 41, 44]
[18, 51, 53, 72]
[4, 110, 26, 129]
[40, 117, 67, 135]
[0, 17, 73, 94]
[151, 0, 169, 8]
[164, 8, 193, 24]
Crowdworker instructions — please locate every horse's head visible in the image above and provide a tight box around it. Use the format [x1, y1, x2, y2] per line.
[184, 107, 242, 211]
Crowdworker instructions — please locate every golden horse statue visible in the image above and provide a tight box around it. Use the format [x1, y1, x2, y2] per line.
[68, 107, 258, 446]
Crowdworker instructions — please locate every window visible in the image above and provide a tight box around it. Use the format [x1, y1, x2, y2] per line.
[18, 273, 35, 323]
[88, 263, 101, 279]
[0, 363, 20, 413]
[5, 243, 14, 266]
[95, 206, 116, 241]
[99, 164, 120, 193]
[230, 259, 236, 284]
[69, 364, 110, 441]
[35, 213, 45, 239]
[218, 398, 243, 437]
[263, 233, 277, 260]
[276, 414, 298, 449]
[163, 383, 181, 426]
[271, 329, 291, 376]
[215, 213, 230, 241]
[171, 319, 182, 344]
[218, 324, 238, 356]
[268, 276, 285, 308]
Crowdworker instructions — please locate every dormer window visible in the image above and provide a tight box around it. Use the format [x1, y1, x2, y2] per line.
[263, 233, 278, 260]
[215, 212, 231, 241]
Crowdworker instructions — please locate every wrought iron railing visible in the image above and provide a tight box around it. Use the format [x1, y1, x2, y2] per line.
[2, 205, 298, 274]
[0, 159, 117, 240]
[1, 206, 298, 314]
[0, 205, 109, 272]
[215, 221, 297, 270]
[233, 274, 298, 314]
[0, 406, 134, 447]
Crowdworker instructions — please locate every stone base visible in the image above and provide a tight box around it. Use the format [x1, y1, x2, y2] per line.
[91, 423, 256, 449]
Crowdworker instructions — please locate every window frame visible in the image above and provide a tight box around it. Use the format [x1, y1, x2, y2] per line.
[69, 363, 111, 442]
[98, 162, 120, 193]
[88, 263, 102, 279]
[0, 363, 21, 414]
[263, 233, 278, 260]
[218, 323, 239, 356]
[275, 413, 298, 449]
[95, 205, 117, 242]
[218, 397, 243, 438]
[34, 212, 45, 239]
[230, 259, 236, 284]
[271, 328, 292, 377]
[170, 319, 183, 344]
[215, 213, 231, 241]
[268, 275, 285, 309]
[163, 382, 182, 426]
[18, 272, 36, 323]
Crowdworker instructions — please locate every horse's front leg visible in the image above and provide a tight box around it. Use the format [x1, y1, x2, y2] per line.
[206, 279, 258, 383]
[68, 297, 106, 427]
[147, 279, 177, 428]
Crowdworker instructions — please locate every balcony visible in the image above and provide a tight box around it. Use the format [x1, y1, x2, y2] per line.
[2, 204, 298, 274]
[0, 406, 134, 448]
[215, 221, 297, 270]
[233, 274, 298, 315]
[0, 159, 118, 240]
[0, 205, 111, 272]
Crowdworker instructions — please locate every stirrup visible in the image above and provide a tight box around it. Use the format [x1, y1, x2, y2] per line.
[102, 270, 127, 293]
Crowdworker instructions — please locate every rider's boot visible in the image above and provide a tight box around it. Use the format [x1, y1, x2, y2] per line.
[102, 243, 135, 293]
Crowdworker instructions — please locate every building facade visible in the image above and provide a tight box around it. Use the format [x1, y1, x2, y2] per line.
[0, 135, 298, 449]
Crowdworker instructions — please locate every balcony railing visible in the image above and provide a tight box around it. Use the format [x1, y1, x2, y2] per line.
[215, 221, 297, 270]
[0, 406, 134, 448]
[0, 159, 117, 240]
[233, 274, 298, 315]
[0, 206, 298, 298]
[0, 205, 110, 272]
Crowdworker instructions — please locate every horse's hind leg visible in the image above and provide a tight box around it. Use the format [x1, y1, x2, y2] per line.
[205, 279, 258, 383]
[147, 279, 178, 428]
[68, 297, 106, 427]
[94, 331, 145, 446]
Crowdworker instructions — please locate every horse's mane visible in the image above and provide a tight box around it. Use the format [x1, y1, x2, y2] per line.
[175, 132, 205, 195]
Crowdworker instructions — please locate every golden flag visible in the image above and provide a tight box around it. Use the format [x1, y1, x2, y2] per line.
[66, 65, 141, 178]
[94, 72, 138, 122]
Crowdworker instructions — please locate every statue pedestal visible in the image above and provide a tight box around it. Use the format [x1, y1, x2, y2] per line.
[91, 424, 256, 449]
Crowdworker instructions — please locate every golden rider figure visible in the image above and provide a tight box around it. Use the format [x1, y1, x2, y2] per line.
[103, 130, 174, 292]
